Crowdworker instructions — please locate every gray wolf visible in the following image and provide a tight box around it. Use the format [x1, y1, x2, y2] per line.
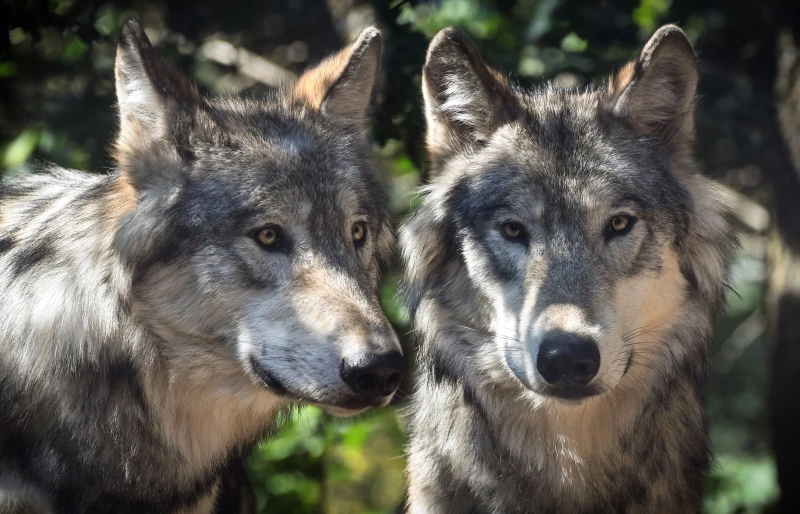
[0, 20, 402, 514]
[401, 25, 737, 513]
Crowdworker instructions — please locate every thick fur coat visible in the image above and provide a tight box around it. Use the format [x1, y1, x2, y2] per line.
[0, 20, 401, 514]
[402, 25, 737, 513]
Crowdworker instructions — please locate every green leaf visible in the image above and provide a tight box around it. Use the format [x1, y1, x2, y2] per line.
[0, 61, 18, 77]
[379, 274, 410, 326]
[561, 32, 588, 53]
[632, 0, 672, 33]
[705, 454, 778, 513]
[3, 129, 40, 169]
[62, 35, 89, 63]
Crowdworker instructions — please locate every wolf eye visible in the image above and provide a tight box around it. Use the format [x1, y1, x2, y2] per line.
[352, 222, 366, 246]
[502, 222, 523, 239]
[254, 226, 280, 248]
[607, 215, 636, 237]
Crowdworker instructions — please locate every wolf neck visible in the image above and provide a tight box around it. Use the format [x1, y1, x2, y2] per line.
[109, 174, 287, 474]
[146, 359, 283, 472]
[455, 327, 708, 494]
[481, 376, 643, 475]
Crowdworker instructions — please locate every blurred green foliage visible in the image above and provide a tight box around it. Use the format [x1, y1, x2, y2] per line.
[245, 408, 406, 514]
[1, 0, 782, 512]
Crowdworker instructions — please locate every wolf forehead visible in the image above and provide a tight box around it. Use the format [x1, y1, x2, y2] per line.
[445, 89, 693, 220]
[142, 98, 388, 219]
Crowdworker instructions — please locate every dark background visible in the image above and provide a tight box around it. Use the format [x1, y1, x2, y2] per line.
[3, 0, 800, 512]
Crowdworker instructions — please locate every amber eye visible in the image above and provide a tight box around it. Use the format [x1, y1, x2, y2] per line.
[611, 216, 629, 232]
[503, 222, 522, 239]
[607, 214, 635, 236]
[256, 227, 278, 246]
[352, 222, 366, 244]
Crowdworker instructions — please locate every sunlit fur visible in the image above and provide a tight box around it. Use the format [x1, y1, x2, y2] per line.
[402, 25, 737, 513]
[0, 21, 397, 513]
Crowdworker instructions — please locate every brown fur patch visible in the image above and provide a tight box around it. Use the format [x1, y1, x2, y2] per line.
[617, 246, 688, 336]
[112, 122, 143, 167]
[292, 266, 383, 335]
[292, 47, 354, 111]
[104, 174, 138, 227]
[290, 27, 381, 128]
[144, 354, 285, 476]
[609, 61, 636, 95]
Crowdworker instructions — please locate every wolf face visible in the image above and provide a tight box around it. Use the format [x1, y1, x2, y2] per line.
[113, 21, 401, 414]
[403, 26, 732, 405]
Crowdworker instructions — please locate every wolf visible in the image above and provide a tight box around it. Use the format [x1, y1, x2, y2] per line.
[0, 20, 403, 514]
[401, 25, 738, 513]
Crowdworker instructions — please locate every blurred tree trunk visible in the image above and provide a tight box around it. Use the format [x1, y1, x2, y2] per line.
[769, 27, 800, 513]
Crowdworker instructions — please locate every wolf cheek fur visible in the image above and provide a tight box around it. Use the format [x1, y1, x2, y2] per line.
[402, 25, 738, 513]
[0, 20, 402, 513]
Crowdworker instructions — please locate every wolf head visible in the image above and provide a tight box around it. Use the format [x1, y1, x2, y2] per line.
[112, 21, 401, 414]
[403, 26, 735, 404]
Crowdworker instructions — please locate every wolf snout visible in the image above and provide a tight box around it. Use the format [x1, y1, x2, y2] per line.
[341, 351, 404, 399]
[536, 331, 600, 387]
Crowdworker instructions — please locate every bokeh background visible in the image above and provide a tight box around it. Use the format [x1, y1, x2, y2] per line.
[3, 0, 800, 512]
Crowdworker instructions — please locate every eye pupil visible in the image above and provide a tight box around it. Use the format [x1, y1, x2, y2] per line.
[503, 222, 521, 238]
[352, 222, 365, 242]
[257, 228, 277, 246]
[609, 215, 634, 235]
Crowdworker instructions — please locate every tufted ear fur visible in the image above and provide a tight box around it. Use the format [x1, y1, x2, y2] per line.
[114, 19, 200, 190]
[422, 27, 521, 169]
[608, 25, 698, 152]
[292, 27, 383, 131]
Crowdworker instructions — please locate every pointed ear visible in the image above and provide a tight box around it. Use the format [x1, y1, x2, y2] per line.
[608, 25, 698, 150]
[422, 27, 520, 166]
[114, 20, 200, 184]
[292, 27, 382, 130]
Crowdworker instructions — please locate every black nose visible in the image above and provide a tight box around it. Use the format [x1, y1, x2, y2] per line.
[536, 331, 600, 387]
[341, 351, 404, 398]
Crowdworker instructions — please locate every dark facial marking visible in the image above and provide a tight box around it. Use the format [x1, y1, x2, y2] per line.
[447, 174, 527, 281]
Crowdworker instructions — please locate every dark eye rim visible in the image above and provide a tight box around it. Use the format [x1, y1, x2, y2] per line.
[352, 221, 368, 248]
[499, 220, 528, 244]
[605, 214, 637, 239]
[249, 224, 290, 252]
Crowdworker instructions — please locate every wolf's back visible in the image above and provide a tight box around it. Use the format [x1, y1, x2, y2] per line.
[0, 168, 127, 347]
[0, 168, 148, 512]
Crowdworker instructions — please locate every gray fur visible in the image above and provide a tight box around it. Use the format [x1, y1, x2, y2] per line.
[0, 20, 399, 513]
[402, 26, 737, 513]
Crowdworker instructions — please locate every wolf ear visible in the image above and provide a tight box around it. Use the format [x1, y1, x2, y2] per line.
[114, 20, 200, 185]
[292, 27, 382, 130]
[422, 28, 520, 166]
[608, 25, 698, 150]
